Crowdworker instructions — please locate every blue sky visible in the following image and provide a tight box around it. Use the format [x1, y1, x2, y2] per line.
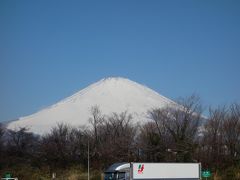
[0, 0, 240, 122]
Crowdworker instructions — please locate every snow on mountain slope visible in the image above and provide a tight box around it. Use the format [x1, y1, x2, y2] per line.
[7, 77, 176, 135]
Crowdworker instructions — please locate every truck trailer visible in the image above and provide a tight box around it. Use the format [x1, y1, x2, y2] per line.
[104, 162, 201, 180]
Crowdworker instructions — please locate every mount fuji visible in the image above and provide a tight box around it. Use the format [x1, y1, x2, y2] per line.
[7, 77, 176, 135]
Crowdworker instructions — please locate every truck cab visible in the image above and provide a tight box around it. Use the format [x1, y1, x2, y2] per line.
[104, 163, 130, 180]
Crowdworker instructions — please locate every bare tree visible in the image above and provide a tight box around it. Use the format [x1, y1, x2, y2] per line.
[7, 127, 36, 157]
[0, 123, 4, 150]
[40, 123, 73, 168]
[39, 123, 90, 170]
[149, 95, 203, 162]
[222, 103, 240, 163]
[0, 123, 5, 169]
[201, 106, 226, 169]
[200, 103, 240, 169]
[138, 121, 170, 162]
[89, 105, 104, 145]
[96, 111, 137, 168]
[88, 105, 105, 167]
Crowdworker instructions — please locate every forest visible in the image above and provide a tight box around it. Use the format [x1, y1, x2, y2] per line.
[0, 96, 240, 179]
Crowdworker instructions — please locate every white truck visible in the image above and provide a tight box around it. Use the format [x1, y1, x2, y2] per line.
[104, 162, 201, 180]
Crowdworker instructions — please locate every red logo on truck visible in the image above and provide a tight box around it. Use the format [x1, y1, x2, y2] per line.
[138, 164, 144, 174]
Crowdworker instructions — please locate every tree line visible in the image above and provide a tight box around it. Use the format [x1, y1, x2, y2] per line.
[0, 95, 240, 177]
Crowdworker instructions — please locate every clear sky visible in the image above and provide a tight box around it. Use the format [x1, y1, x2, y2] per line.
[0, 0, 240, 122]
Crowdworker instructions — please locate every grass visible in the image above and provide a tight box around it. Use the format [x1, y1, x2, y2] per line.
[0, 165, 103, 180]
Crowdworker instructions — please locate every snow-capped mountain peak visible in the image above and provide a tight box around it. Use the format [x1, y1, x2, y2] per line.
[7, 77, 175, 135]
